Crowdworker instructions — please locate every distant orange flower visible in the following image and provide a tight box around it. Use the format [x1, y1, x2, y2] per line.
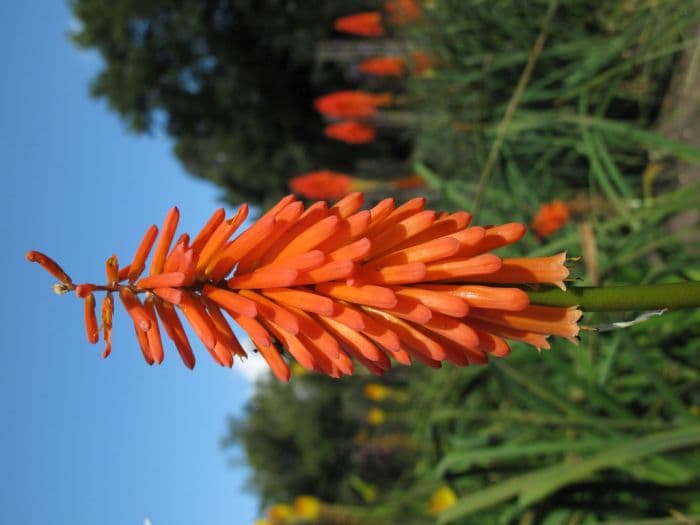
[334, 11, 385, 37]
[532, 200, 571, 239]
[385, 0, 422, 25]
[315, 91, 393, 120]
[290, 172, 425, 199]
[28, 194, 580, 381]
[359, 57, 406, 77]
[324, 121, 377, 144]
[290, 171, 355, 200]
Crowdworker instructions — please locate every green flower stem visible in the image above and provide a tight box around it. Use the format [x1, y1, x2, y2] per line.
[526, 282, 700, 311]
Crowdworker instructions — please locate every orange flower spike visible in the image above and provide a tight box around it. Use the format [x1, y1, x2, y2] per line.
[469, 253, 570, 290]
[154, 301, 196, 369]
[334, 11, 385, 37]
[189, 208, 225, 254]
[105, 255, 119, 286]
[127, 224, 159, 284]
[150, 206, 180, 276]
[258, 194, 297, 222]
[26, 250, 72, 284]
[359, 57, 406, 77]
[83, 293, 99, 344]
[532, 200, 570, 239]
[100, 294, 113, 358]
[325, 121, 377, 144]
[143, 296, 165, 364]
[118, 287, 151, 331]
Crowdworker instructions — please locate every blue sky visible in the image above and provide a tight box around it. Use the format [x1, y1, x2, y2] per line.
[1, 2, 263, 524]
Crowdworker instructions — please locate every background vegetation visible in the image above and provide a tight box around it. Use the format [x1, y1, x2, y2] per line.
[72, 0, 700, 523]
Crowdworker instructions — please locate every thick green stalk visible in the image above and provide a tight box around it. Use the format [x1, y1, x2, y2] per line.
[526, 282, 700, 311]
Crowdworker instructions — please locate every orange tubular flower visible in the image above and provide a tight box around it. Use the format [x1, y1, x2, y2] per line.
[334, 11, 385, 37]
[315, 91, 393, 120]
[324, 121, 377, 144]
[359, 57, 406, 77]
[532, 200, 571, 239]
[28, 194, 580, 382]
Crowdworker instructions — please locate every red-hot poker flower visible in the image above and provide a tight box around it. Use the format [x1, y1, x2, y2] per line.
[359, 57, 406, 77]
[315, 91, 393, 120]
[532, 200, 571, 239]
[324, 121, 377, 144]
[334, 11, 385, 37]
[28, 194, 580, 381]
[384, 0, 422, 25]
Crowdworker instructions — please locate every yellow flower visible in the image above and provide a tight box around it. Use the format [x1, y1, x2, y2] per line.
[268, 503, 294, 524]
[363, 382, 391, 401]
[366, 407, 386, 425]
[253, 520, 270, 525]
[293, 495, 322, 519]
[428, 486, 457, 514]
